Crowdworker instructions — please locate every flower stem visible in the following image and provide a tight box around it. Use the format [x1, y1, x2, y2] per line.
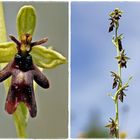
[114, 26, 121, 138]
[0, 2, 27, 138]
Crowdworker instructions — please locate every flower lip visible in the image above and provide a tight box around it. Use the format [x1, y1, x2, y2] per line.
[1, 55, 49, 117]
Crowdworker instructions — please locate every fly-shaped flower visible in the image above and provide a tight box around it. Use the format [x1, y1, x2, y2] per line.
[115, 50, 130, 68]
[108, 8, 122, 32]
[118, 90, 126, 103]
[0, 6, 66, 118]
[111, 71, 122, 89]
[118, 84, 129, 103]
[105, 118, 118, 137]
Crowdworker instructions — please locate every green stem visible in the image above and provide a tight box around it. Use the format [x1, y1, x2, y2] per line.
[13, 104, 28, 138]
[114, 26, 121, 138]
[0, 2, 27, 138]
[115, 99, 119, 137]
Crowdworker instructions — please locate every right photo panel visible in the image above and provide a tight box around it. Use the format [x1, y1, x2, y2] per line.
[71, 2, 140, 138]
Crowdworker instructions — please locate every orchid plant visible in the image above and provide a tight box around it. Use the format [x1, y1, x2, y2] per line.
[0, 3, 66, 138]
[105, 8, 132, 138]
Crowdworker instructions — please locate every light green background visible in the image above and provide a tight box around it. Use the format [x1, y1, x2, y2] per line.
[0, 1, 68, 138]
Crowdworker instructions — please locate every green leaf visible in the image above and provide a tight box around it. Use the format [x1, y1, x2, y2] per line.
[0, 42, 17, 63]
[17, 5, 36, 38]
[31, 45, 67, 68]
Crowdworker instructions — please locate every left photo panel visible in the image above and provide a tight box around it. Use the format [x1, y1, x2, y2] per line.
[0, 1, 68, 138]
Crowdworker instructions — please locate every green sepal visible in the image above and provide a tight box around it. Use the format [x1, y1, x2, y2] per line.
[0, 42, 17, 63]
[31, 45, 67, 69]
[17, 5, 36, 38]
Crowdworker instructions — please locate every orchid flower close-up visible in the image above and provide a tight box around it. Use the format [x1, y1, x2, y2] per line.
[0, 2, 67, 138]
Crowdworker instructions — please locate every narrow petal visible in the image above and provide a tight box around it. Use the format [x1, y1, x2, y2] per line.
[0, 60, 13, 82]
[9, 35, 20, 46]
[31, 37, 48, 46]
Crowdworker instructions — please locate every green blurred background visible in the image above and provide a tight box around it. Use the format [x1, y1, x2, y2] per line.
[0, 1, 68, 138]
